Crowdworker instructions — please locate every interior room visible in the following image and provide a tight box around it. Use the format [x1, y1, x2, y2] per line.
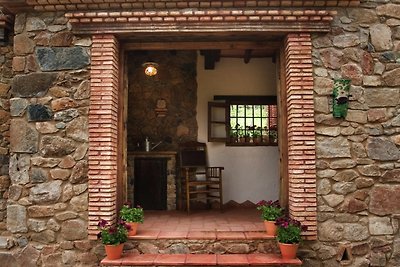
[125, 49, 280, 215]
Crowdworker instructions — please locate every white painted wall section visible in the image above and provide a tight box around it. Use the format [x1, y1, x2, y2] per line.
[196, 54, 280, 204]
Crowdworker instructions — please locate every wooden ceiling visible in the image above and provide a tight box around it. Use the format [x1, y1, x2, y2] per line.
[122, 40, 281, 69]
[200, 48, 276, 69]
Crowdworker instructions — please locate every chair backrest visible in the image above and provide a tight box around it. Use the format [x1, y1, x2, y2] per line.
[179, 141, 207, 168]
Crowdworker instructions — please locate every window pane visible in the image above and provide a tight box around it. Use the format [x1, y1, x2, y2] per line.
[237, 117, 245, 127]
[245, 105, 253, 117]
[230, 105, 237, 117]
[254, 105, 262, 117]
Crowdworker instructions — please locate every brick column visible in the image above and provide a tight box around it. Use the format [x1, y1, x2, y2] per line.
[88, 35, 119, 238]
[284, 33, 317, 240]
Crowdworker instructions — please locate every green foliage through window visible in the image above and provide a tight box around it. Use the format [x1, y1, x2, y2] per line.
[229, 104, 277, 145]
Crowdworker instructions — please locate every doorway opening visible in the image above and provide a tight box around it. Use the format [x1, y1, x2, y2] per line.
[123, 42, 284, 216]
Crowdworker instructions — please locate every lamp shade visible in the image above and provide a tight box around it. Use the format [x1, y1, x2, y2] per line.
[142, 62, 159, 76]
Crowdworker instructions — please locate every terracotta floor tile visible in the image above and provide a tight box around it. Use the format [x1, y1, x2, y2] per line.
[121, 254, 157, 266]
[141, 208, 264, 233]
[216, 231, 246, 240]
[230, 226, 245, 231]
[187, 231, 217, 240]
[247, 253, 280, 265]
[154, 254, 187, 266]
[247, 253, 302, 265]
[190, 227, 208, 231]
[244, 231, 271, 239]
[217, 254, 249, 265]
[130, 230, 160, 240]
[158, 230, 188, 239]
[215, 227, 232, 231]
[185, 254, 217, 265]
[100, 257, 123, 266]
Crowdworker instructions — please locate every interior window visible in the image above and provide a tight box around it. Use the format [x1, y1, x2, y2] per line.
[208, 96, 278, 146]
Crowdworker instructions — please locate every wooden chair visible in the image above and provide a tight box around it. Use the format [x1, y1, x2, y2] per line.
[178, 141, 224, 213]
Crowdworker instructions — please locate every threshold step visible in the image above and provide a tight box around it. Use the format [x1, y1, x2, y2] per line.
[101, 253, 302, 266]
[130, 230, 275, 240]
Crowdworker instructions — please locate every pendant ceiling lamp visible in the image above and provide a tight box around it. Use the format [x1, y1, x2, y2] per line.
[142, 62, 159, 76]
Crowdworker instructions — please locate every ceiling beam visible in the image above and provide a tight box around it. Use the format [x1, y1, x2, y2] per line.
[244, 49, 252, 64]
[201, 50, 221, 70]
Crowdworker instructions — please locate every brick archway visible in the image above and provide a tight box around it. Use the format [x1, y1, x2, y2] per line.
[85, 33, 317, 240]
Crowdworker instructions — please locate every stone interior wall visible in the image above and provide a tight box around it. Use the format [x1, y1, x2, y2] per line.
[0, 13, 100, 267]
[126, 50, 198, 151]
[303, 1, 400, 266]
[126, 51, 197, 212]
[127, 153, 176, 211]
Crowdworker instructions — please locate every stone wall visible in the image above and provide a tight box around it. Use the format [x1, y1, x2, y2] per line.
[304, 1, 400, 266]
[126, 50, 198, 151]
[0, 30, 12, 244]
[0, 13, 100, 266]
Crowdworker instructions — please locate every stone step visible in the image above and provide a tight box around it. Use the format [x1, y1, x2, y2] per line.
[101, 253, 302, 266]
[126, 230, 279, 254]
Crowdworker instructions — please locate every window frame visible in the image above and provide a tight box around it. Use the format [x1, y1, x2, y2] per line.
[208, 96, 278, 146]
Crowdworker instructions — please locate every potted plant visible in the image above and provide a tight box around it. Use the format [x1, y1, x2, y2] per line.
[262, 126, 269, 143]
[256, 200, 283, 236]
[229, 125, 239, 143]
[252, 126, 262, 144]
[237, 126, 245, 143]
[269, 125, 278, 144]
[275, 216, 308, 259]
[98, 219, 130, 260]
[119, 204, 144, 236]
[244, 125, 255, 143]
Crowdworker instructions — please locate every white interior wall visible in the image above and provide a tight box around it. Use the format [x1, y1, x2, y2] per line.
[196, 53, 280, 204]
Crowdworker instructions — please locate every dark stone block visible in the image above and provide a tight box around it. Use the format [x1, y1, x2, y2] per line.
[0, 155, 9, 176]
[380, 51, 396, 62]
[31, 168, 48, 183]
[11, 73, 57, 98]
[27, 104, 53, 122]
[36, 47, 90, 71]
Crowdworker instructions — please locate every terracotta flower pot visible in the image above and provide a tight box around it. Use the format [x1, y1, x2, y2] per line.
[104, 243, 124, 260]
[278, 242, 299, 259]
[263, 220, 277, 236]
[127, 222, 139, 236]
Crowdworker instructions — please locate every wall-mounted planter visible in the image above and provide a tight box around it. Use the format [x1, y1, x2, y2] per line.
[332, 79, 351, 118]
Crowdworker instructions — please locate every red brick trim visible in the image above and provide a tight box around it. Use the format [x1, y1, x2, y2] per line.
[66, 9, 335, 23]
[284, 33, 317, 240]
[22, 0, 360, 12]
[88, 34, 120, 239]
[65, 9, 336, 34]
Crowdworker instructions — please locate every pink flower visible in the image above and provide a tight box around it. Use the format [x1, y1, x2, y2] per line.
[257, 200, 267, 206]
[98, 219, 108, 228]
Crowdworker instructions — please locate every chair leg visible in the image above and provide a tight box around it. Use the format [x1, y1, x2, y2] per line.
[219, 181, 223, 212]
[185, 168, 190, 214]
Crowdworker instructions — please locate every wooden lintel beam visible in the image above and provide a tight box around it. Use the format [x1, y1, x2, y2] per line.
[122, 41, 282, 51]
